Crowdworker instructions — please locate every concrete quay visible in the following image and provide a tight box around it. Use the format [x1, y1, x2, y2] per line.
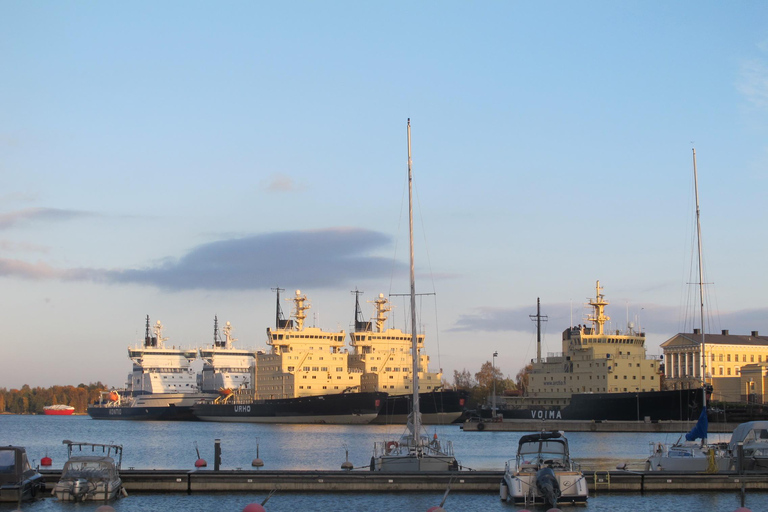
[39, 469, 768, 493]
[461, 419, 742, 433]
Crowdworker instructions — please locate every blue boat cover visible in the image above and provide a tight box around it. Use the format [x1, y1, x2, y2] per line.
[685, 407, 708, 441]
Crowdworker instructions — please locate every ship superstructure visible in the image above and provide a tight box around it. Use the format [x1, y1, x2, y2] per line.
[525, 281, 661, 406]
[127, 316, 200, 395]
[348, 292, 442, 394]
[255, 289, 362, 399]
[199, 316, 258, 393]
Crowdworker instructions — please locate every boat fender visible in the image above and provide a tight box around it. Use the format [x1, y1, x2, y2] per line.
[655, 442, 664, 455]
[477, 422, 485, 431]
[386, 441, 399, 453]
[499, 480, 509, 500]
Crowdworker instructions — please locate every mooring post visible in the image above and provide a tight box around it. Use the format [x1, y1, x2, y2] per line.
[214, 439, 221, 471]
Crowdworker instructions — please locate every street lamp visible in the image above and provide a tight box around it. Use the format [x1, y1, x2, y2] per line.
[492, 351, 498, 418]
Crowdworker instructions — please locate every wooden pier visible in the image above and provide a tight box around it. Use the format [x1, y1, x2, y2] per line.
[461, 419, 742, 433]
[39, 469, 768, 493]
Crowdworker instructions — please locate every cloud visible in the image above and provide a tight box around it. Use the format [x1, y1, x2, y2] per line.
[263, 173, 306, 192]
[0, 240, 50, 254]
[0, 208, 94, 230]
[449, 302, 768, 336]
[738, 58, 768, 109]
[107, 228, 400, 291]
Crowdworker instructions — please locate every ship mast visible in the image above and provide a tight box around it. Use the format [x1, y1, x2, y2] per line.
[407, 118, 421, 444]
[693, 148, 707, 408]
[529, 298, 548, 363]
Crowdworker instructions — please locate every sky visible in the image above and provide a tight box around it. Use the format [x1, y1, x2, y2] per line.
[1, 1, 767, 389]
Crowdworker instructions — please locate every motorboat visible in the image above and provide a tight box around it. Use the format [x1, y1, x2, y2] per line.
[645, 407, 732, 472]
[0, 446, 46, 502]
[730, 421, 768, 471]
[500, 431, 588, 508]
[53, 441, 124, 501]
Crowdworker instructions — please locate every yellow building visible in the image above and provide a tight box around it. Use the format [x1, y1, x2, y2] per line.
[660, 330, 768, 402]
[348, 293, 442, 394]
[521, 282, 661, 408]
[255, 290, 362, 399]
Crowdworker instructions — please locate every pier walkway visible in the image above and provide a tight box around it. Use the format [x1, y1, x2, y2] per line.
[461, 419, 742, 432]
[39, 469, 768, 493]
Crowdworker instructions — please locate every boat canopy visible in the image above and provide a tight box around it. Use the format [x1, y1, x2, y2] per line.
[62, 457, 118, 480]
[729, 421, 768, 451]
[518, 431, 564, 447]
[0, 447, 33, 486]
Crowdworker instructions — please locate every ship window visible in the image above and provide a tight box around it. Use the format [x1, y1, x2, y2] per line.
[311, 367, 319, 371]
[323, 386, 327, 389]
[307, 386, 311, 389]
[623, 376, 627, 379]
[303, 366, 310, 371]
[321, 367, 328, 371]
[389, 376, 394, 379]
[287, 366, 294, 371]
[299, 386, 304, 389]
[624, 388, 627, 391]
[337, 376, 341, 379]
[371, 367, 377, 371]
[336, 367, 343, 371]
[642, 376, 646, 379]
[633, 376, 636, 379]
[405, 386, 409, 389]
[651, 376, 654, 380]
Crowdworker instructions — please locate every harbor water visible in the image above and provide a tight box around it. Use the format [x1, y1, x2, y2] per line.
[2, 415, 766, 511]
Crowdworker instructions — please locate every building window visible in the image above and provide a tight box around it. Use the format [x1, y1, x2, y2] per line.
[719, 354, 724, 362]
[743, 355, 747, 362]
[712, 354, 715, 362]
[736, 367, 741, 375]
[727, 355, 731, 362]
[752, 355, 755, 362]
[719, 367, 724, 375]
[727, 368, 732, 376]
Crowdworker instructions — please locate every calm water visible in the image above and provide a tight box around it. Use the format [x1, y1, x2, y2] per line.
[1, 415, 764, 511]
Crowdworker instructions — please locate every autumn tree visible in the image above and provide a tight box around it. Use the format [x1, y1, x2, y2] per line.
[515, 363, 534, 393]
[452, 369, 475, 390]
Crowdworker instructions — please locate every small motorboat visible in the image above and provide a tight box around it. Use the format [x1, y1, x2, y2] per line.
[730, 421, 768, 471]
[500, 431, 588, 508]
[53, 441, 124, 501]
[0, 446, 46, 502]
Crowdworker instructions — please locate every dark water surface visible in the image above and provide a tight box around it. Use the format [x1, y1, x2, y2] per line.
[1, 415, 763, 511]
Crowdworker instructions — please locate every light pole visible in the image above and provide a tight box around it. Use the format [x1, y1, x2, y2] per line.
[492, 351, 498, 418]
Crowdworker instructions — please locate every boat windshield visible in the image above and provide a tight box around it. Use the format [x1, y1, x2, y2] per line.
[743, 428, 768, 444]
[62, 460, 115, 479]
[518, 440, 568, 466]
[0, 451, 15, 473]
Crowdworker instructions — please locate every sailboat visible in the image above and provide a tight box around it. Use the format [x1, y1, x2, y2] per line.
[369, 119, 458, 472]
[645, 148, 731, 472]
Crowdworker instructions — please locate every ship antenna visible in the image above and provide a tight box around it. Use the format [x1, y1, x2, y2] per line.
[529, 298, 548, 364]
[352, 288, 365, 331]
[272, 287, 285, 328]
[693, 148, 707, 408]
[214, 315, 220, 346]
[144, 315, 151, 347]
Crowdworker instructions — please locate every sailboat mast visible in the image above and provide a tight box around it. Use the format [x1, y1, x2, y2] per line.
[407, 118, 421, 441]
[693, 148, 707, 408]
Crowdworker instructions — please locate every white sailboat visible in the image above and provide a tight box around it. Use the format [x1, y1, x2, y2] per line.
[370, 119, 458, 472]
[645, 148, 730, 472]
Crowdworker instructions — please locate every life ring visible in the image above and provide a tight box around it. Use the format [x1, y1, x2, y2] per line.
[386, 441, 399, 453]
[477, 422, 486, 431]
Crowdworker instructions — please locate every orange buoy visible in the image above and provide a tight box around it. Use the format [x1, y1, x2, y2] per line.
[40, 456, 52, 466]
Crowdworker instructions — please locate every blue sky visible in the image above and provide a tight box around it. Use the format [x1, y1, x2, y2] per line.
[1, 2, 767, 388]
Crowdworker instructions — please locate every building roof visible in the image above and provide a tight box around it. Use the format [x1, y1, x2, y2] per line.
[661, 332, 768, 349]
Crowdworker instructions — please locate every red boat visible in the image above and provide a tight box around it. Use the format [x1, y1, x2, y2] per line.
[43, 405, 75, 415]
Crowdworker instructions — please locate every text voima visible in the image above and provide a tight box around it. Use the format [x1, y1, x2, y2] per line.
[531, 410, 562, 419]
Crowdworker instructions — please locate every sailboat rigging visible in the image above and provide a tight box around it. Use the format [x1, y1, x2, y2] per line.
[370, 119, 458, 472]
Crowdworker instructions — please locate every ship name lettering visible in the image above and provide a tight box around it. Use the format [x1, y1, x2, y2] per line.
[234, 405, 251, 413]
[109, 409, 122, 416]
[531, 410, 562, 420]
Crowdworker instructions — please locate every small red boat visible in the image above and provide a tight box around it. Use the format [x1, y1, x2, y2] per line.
[43, 405, 75, 415]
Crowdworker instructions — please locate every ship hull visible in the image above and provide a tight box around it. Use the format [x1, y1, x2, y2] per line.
[193, 392, 387, 424]
[477, 388, 705, 422]
[87, 393, 216, 421]
[43, 408, 75, 416]
[372, 390, 468, 425]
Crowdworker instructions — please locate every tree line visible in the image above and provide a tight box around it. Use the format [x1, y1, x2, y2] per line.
[0, 383, 107, 414]
[452, 362, 533, 409]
